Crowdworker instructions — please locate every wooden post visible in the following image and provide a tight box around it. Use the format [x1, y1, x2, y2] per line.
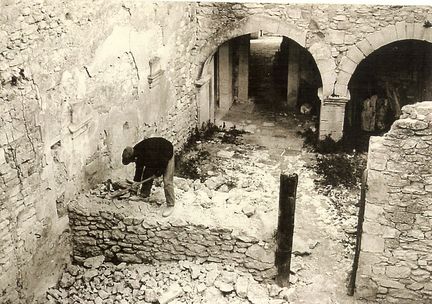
[347, 170, 367, 296]
[275, 173, 298, 287]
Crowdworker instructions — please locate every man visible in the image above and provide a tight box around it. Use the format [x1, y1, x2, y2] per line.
[122, 137, 175, 217]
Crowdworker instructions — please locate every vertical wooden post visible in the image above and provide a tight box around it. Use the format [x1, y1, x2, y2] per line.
[275, 173, 298, 287]
[347, 170, 368, 296]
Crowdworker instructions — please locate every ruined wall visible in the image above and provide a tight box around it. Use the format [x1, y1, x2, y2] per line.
[0, 1, 199, 302]
[68, 202, 276, 283]
[357, 101, 432, 303]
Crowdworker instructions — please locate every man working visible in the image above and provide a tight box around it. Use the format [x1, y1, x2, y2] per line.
[122, 137, 175, 217]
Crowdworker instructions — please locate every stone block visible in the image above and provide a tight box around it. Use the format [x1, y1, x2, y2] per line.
[368, 152, 388, 171]
[395, 21, 407, 40]
[362, 233, 384, 253]
[356, 39, 375, 57]
[386, 265, 411, 279]
[381, 25, 398, 44]
[0, 148, 5, 165]
[363, 221, 382, 235]
[345, 45, 365, 64]
[405, 23, 415, 39]
[365, 31, 387, 51]
[378, 278, 405, 289]
[333, 83, 348, 97]
[413, 23, 426, 40]
[337, 70, 351, 86]
[382, 226, 399, 239]
[339, 56, 357, 75]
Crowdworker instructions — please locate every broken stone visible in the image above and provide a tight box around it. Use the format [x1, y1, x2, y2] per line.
[268, 284, 282, 297]
[202, 286, 228, 304]
[247, 281, 269, 304]
[235, 276, 249, 298]
[158, 282, 183, 304]
[215, 281, 234, 293]
[59, 272, 75, 289]
[242, 205, 255, 217]
[94, 297, 104, 304]
[218, 184, 229, 192]
[83, 255, 105, 269]
[217, 150, 234, 158]
[205, 269, 220, 286]
[144, 288, 158, 303]
[83, 269, 98, 281]
[98, 290, 110, 299]
[190, 264, 201, 279]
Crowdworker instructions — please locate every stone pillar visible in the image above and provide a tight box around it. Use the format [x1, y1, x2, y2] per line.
[218, 41, 233, 112]
[287, 40, 300, 111]
[238, 35, 250, 103]
[196, 56, 215, 125]
[318, 97, 348, 141]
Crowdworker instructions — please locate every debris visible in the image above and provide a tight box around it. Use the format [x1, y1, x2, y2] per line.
[157, 283, 184, 304]
[217, 150, 235, 158]
[83, 255, 105, 269]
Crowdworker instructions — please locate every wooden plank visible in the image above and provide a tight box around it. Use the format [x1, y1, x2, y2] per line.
[347, 169, 367, 296]
[275, 173, 298, 287]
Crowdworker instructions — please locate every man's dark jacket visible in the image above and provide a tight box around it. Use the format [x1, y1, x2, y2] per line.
[133, 137, 173, 182]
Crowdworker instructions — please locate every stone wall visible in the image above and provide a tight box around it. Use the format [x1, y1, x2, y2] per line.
[0, 1, 200, 302]
[356, 101, 432, 303]
[68, 201, 276, 283]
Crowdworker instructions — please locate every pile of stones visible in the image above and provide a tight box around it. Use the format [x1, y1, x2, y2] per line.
[45, 256, 297, 304]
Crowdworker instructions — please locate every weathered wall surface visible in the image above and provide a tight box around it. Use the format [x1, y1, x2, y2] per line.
[0, 1, 199, 302]
[68, 201, 276, 283]
[357, 101, 432, 303]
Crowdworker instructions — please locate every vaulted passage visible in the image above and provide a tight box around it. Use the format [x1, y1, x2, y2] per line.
[207, 32, 322, 122]
[344, 40, 432, 150]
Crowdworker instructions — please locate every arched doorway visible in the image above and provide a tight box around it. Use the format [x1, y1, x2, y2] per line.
[197, 32, 323, 125]
[344, 39, 432, 150]
[195, 15, 331, 128]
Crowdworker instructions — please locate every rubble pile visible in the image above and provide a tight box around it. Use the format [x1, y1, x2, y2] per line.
[46, 258, 300, 304]
[59, 119, 363, 303]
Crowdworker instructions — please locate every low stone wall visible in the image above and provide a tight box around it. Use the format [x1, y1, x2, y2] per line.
[356, 102, 432, 303]
[68, 199, 276, 282]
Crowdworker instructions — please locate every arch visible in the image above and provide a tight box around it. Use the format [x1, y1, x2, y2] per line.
[335, 22, 432, 97]
[197, 14, 335, 98]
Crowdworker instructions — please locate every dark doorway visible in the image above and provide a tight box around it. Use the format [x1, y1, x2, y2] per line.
[345, 40, 432, 151]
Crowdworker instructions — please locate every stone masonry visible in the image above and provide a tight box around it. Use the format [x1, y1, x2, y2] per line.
[356, 102, 432, 303]
[0, 1, 199, 303]
[68, 199, 276, 283]
[1, 1, 431, 302]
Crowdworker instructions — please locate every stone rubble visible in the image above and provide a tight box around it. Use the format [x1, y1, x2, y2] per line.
[45, 259, 297, 304]
[42, 115, 367, 303]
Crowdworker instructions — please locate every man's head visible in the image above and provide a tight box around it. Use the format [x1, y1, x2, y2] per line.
[122, 146, 134, 165]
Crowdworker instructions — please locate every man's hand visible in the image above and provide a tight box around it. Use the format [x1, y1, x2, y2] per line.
[130, 182, 140, 194]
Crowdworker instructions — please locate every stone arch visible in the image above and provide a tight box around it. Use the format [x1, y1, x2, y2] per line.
[335, 22, 432, 97]
[197, 14, 335, 97]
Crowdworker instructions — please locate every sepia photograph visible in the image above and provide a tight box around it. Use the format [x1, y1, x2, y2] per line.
[0, 0, 431, 303]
